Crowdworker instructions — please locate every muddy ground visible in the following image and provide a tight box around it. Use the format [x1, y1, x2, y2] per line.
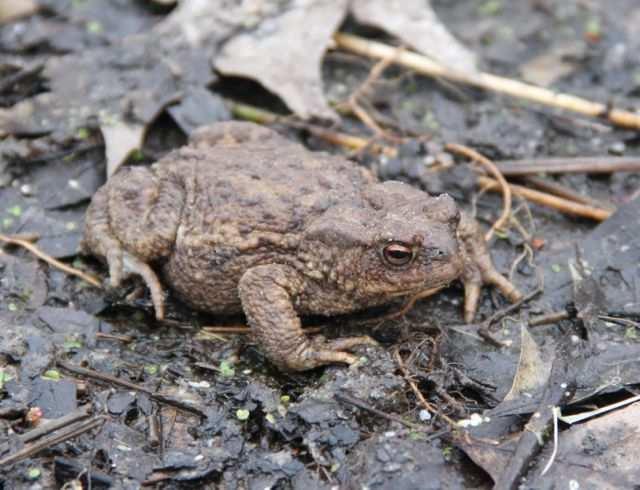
[1, 0, 640, 488]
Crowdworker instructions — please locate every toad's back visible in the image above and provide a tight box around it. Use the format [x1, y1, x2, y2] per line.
[161, 140, 376, 241]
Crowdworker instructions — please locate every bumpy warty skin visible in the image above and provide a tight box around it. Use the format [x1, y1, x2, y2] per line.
[82, 121, 520, 370]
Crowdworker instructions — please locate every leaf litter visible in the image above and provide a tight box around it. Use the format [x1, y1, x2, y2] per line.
[1, 0, 640, 487]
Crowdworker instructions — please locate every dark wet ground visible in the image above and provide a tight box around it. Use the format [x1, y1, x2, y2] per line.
[1, 0, 640, 488]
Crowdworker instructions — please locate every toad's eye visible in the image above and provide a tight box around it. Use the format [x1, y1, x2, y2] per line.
[382, 243, 414, 266]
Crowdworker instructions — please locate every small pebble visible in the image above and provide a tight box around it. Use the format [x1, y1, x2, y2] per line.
[398, 139, 422, 158]
[381, 158, 404, 179]
[608, 141, 626, 155]
[418, 409, 432, 421]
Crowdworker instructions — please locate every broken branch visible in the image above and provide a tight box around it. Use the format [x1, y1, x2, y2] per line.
[477, 176, 613, 221]
[0, 233, 101, 288]
[445, 143, 512, 241]
[496, 156, 640, 176]
[334, 33, 640, 131]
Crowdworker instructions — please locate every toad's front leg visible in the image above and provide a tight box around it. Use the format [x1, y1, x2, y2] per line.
[457, 212, 523, 323]
[238, 265, 375, 371]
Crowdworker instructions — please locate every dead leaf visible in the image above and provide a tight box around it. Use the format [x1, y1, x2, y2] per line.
[0, 0, 38, 24]
[101, 121, 146, 177]
[0, 0, 244, 175]
[215, 0, 348, 120]
[529, 402, 640, 488]
[503, 324, 553, 402]
[1, 0, 478, 164]
[351, 0, 478, 75]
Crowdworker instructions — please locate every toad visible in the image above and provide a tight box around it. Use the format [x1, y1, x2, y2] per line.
[82, 122, 521, 370]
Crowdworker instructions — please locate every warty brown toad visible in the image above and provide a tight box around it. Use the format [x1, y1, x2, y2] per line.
[82, 121, 522, 370]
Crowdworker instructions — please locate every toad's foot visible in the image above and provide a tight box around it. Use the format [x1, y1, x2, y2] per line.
[120, 251, 166, 320]
[102, 244, 166, 320]
[458, 212, 523, 323]
[291, 335, 378, 370]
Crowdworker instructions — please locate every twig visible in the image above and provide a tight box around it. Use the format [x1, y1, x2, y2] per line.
[521, 175, 614, 210]
[341, 51, 403, 140]
[483, 286, 544, 331]
[148, 414, 161, 448]
[393, 349, 457, 427]
[58, 362, 206, 417]
[0, 406, 92, 457]
[540, 407, 561, 476]
[334, 392, 429, 432]
[598, 315, 640, 329]
[477, 176, 612, 221]
[529, 310, 570, 327]
[334, 33, 640, 130]
[496, 156, 640, 176]
[445, 143, 512, 241]
[53, 457, 114, 488]
[201, 325, 324, 335]
[96, 332, 134, 342]
[0, 416, 105, 468]
[0, 63, 44, 93]
[0, 233, 101, 288]
[18, 406, 91, 445]
[229, 100, 396, 156]
[229, 101, 279, 124]
[465, 284, 544, 347]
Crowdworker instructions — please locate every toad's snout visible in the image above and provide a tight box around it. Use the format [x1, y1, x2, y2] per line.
[423, 238, 463, 279]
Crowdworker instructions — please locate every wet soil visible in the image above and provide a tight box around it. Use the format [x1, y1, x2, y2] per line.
[1, 0, 640, 488]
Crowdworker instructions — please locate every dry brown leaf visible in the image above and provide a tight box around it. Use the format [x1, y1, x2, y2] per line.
[530, 402, 640, 488]
[0, 0, 38, 24]
[502, 324, 553, 402]
[101, 122, 146, 177]
[215, 0, 348, 120]
[351, 0, 477, 75]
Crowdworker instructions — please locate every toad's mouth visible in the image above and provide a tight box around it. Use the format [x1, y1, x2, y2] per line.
[387, 281, 452, 298]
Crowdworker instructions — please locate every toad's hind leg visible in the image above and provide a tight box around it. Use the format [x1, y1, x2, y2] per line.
[238, 265, 377, 371]
[82, 166, 185, 319]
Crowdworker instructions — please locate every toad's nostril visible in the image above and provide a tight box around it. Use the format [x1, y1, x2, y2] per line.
[427, 247, 449, 260]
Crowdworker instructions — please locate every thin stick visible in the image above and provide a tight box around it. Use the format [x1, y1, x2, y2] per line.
[58, 362, 206, 417]
[96, 332, 134, 343]
[497, 156, 640, 176]
[393, 349, 457, 427]
[0, 406, 92, 456]
[334, 392, 429, 432]
[229, 101, 279, 124]
[0, 233, 101, 288]
[334, 33, 640, 130]
[19, 406, 91, 444]
[478, 176, 612, 221]
[529, 311, 570, 327]
[0, 417, 105, 468]
[522, 176, 614, 210]
[343, 50, 402, 140]
[445, 143, 512, 241]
